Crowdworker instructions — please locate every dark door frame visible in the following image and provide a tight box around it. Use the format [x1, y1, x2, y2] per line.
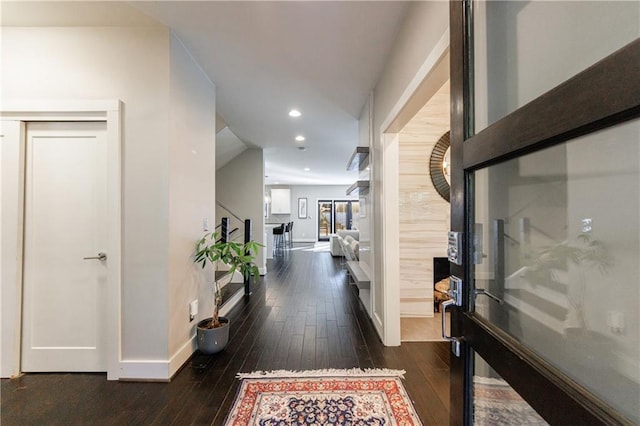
[449, 1, 640, 424]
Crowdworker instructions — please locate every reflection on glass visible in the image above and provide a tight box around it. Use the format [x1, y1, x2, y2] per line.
[472, 119, 639, 423]
[474, 353, 548, 425]
[351, 201, 360, 231]
[335, 201, 348, 232]
[474, 1, 639, 133]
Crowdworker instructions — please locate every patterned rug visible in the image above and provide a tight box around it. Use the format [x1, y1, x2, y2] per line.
[225, 369, 423, 425]
[474, 377, 548, 425]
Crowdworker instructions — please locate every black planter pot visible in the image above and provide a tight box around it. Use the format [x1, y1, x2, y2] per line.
[196, 317, 230, 354]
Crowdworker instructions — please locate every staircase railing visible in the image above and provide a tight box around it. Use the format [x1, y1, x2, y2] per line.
[216, 201, 245, 244]
[216, 216, 255, 298]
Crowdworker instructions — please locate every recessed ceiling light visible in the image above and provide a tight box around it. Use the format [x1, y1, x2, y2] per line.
[288, 109, 301, 118]
[295, 135, 305, 142]
[304, 167, 311, 172]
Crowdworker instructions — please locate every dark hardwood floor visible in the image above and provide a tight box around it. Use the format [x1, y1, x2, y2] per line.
[1, 244, 450, 425]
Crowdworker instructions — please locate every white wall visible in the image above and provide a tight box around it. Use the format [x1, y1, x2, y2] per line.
[216, 149, 266, 272]
[365, 1, 449, 343]
[266, 185, 354, 242]
[1, 25, 216, 379]
[167, 34, 217, 363]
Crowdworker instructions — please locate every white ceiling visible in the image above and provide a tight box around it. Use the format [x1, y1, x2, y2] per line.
[2, 1, 410, 185]
[130, 1, 410, 185]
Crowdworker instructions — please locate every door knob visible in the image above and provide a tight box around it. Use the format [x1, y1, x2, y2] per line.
[83, 252, 107, 261]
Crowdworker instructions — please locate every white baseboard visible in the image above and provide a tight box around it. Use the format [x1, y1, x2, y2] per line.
[169, 335, 197, 379]
[119, 360, 171, 382]
[259, 267, 267, 275]
[373, 312, 384, 343]
[119, 335, 197, 381]
[293, 238, 316, 243]
[219, 289, 244, 317]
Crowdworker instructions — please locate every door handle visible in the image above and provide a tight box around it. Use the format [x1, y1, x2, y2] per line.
[441, 299, 462, 357]
[83, 252, 107, 261]
[474, 288, 503, 304]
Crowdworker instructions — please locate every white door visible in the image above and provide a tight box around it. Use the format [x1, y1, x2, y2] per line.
[22, 121, 108, 372]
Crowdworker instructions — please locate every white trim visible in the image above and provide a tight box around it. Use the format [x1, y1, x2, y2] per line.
[259, 267, 267, 276]
[381, 133, 401, 346]
[169, 335, 197, 379]
[219, 290, 244, 317]
[0, 100, 122, 381]
[380, 30, 450, 134]
[119, 360, 170, 382]
[373, 312, 384, 339]
[375, 30, 450, 347]
[1, 99, 121, 115]
[0, 121, 26, 378]
[120, 335, 198, 381]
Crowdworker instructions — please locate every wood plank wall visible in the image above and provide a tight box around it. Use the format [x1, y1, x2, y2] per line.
[398, 81, 451, 317]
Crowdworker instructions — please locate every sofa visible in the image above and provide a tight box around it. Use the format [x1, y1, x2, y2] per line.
[330, 230, 359, 259]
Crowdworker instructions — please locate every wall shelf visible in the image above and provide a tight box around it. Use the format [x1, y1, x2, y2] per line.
[346, 180, 369, 196]
[346, 147, 370, 171]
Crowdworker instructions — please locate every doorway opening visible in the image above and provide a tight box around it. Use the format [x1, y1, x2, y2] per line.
[317, 199, 359, 241]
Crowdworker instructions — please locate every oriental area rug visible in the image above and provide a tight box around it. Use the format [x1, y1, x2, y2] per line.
[224, 369, 423, 425]
[473, 377, 548, 425]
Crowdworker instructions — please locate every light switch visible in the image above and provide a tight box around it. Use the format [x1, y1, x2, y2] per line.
[203, 218, 209, 232]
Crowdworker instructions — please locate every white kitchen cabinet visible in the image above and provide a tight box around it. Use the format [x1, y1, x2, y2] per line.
[270, 188, 291, 214]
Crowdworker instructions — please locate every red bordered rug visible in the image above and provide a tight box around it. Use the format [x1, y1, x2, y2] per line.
[225, 368, 423, 425]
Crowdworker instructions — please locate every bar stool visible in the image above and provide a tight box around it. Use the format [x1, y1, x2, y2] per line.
[285, 221, 293, 247]
[273, 223, 285, 253]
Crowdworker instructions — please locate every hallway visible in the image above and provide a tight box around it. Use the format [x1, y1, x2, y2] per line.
[1, 245, 450, 425]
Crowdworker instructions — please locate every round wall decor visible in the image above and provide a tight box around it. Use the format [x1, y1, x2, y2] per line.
[429, 131, 451, 202]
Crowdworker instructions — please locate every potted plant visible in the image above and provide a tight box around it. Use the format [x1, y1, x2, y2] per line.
[194, 232, 261, 354]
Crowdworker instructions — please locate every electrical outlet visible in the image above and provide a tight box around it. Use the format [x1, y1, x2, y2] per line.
[189, 300, 198, 322]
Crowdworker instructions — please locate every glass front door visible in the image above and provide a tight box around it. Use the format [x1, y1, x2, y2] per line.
[449, 2, 639, 424]
[318, 200, 332, 241]
[318, 200, 359, 241]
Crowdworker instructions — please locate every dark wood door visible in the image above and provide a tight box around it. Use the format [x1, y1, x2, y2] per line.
[449, 1, 639, 424]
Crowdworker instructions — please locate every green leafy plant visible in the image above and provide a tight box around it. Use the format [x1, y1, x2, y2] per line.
[194, 232, 262, 329]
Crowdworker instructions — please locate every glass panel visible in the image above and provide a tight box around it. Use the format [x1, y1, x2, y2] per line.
[472, 119, 640, 423]
[474, 1, 640, 133]
[334, 201, 348, 232]
[473, 353, 548, 425]
[318, 201, 332, 241]
[350, 201, 360, 231]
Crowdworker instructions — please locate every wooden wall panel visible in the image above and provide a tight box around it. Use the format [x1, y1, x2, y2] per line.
[399, 81, 450, 317]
